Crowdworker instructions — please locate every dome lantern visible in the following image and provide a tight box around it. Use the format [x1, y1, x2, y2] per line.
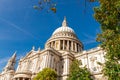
[62, 16, 68, 27]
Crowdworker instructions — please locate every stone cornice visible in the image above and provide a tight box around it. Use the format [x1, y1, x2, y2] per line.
[75, 47, 103, 58]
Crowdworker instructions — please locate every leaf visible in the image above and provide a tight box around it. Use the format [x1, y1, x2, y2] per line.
[33, 5, 39, 9]
[51, 7, 56, 13]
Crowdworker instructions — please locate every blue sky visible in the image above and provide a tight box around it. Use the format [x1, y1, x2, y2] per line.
[0, 0, 100, 72]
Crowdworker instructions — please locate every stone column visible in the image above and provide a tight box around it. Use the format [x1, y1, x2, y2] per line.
[23, 78, 25, 80]
[75, 43, 77, 52]
[58, 40, 60, 50]
[67, 40, 69, 50]
[18, 78, 20, 80]
[51, 42, 53, 48]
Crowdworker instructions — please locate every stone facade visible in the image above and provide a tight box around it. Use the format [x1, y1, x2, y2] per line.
[0, 17, 106, 80]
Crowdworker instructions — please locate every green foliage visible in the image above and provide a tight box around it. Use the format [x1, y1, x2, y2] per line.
[94, 0, 120, 80]
[103, 60, 120, 80]
[34, 68, 57, 80]
[34, 0, 56, 13]
[67, 59, 93, 80]
[94, 0, 120, 31]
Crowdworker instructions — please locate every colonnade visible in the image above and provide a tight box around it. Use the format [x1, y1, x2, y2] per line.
[13, 78, 31, 80]
[48, 40, 82, 52]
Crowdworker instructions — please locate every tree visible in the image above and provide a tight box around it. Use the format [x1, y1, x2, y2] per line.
[34, 0, 98, 13]
[34, 0, 56, 13]
[34, 68, 57, 80]
[94, 0, 120, 80]
[67, 59, 93, 80]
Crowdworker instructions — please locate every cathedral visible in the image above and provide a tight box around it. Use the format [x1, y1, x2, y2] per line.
[0, 17, 106, 80]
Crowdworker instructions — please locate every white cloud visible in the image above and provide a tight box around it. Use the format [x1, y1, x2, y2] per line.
[81, 32, 97, 45]
[0, 17, 37, 40]
[83, 33, 96, 40]
[83, 39, 96, 45]
[0, 57, 10, 65]
[0, 57, 10, 72]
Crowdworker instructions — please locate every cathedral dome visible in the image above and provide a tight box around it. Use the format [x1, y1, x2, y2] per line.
[52, 26, 75, 35]
[45, 17, 83, 53]
[52, 18, 75, 35]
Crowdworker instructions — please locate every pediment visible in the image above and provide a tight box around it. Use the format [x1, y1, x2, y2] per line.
[25, 51, 37, 58]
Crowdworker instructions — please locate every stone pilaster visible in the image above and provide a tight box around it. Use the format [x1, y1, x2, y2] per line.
[45, 54, 49, 67]
[51, 55, 54, 68]
[49, 54, 52, 68]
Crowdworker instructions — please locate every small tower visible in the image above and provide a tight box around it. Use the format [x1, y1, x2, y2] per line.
[3, 52, 16, 72]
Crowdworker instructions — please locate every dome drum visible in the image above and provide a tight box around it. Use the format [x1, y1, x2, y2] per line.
[46, 39, 83, 53]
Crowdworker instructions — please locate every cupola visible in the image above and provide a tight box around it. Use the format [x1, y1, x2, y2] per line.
[45, 17, 83, 53]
